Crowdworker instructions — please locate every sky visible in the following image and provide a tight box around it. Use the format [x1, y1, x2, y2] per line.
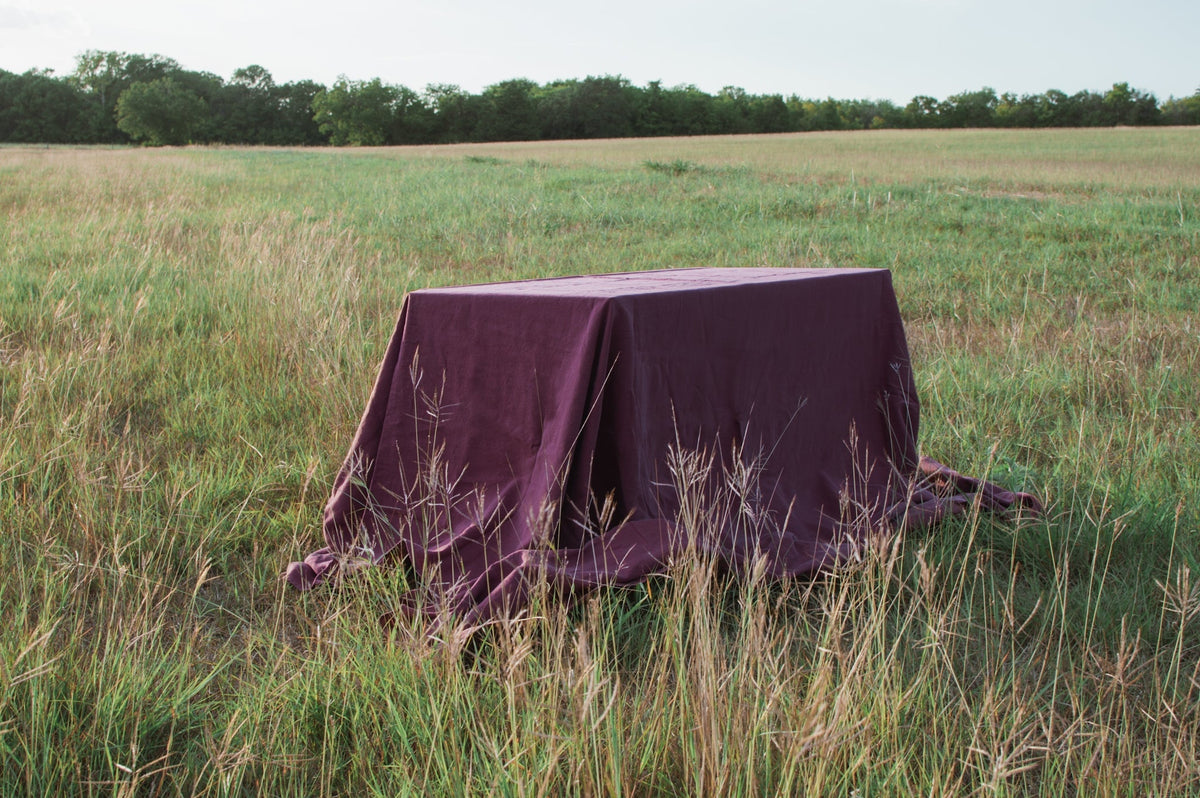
[1, 0, 1197, 103]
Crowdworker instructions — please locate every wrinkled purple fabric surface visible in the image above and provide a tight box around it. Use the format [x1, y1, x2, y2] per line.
[287, 267, 1039, 623]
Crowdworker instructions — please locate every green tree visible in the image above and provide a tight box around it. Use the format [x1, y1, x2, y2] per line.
[1103, 82, 1135, 125]
[841, 98, 901, 130]
[275, 80, 326, 144]
[71, 51, 183, 141]
[424, 83, 477, 143]
[1103, 82, 1160, 126]
[219, 65, 279, 143]
[169, 69, 223, 141]
[670, 84, 716, 135]
[1041, 89, 1077, 126]
[388, 84, 433, 144]
[1071, 89, 1109, 126]
[994, 92, 1040, 127]
[70, 50, 127, 140]
[115, 77, 208, 145]
[784, 95, 810, 131]
[813, 98, 846, 130]
[1162, 89, 1200, 125]
[903, 95, 941, 127]
[713, 85, 752, 134]
[312, 77, 397, 146]
[0, 69, 91, 142]
[574, 75, 636, 138]
[475, 79, 541, 141]
[749, 94, 790, 133]
[939, 87, 998, 127]
[535, 80, 579, 139]
[633, 80, 671, 136]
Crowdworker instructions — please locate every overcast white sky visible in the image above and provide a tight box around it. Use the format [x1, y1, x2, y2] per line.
[1, 0, 1197, 102]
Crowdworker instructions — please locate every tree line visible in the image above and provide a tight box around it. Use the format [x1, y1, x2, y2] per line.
[2, 50, 1198, 146]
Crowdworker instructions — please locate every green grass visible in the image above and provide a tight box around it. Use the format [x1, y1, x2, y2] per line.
[1, 129, 1198, 794]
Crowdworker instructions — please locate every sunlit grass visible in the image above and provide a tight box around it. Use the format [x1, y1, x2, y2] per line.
[1, 129, 1198, 794]
[352, 127, 1200, 189]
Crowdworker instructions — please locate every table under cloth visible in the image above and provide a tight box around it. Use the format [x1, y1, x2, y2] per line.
[287, 267, 1039, 624]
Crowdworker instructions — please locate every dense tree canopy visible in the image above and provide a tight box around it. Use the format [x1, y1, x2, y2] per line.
[0, 69, 91, 142]
[312, 77, 395, 146]
[0, 49, 1195, 145]
[115, 77, 207, 145]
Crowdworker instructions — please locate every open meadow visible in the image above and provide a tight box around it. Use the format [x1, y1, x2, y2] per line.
[1, 128, 1199, 795]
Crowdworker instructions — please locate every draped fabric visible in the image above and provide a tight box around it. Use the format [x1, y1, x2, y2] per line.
[287, 268, 1039, 624]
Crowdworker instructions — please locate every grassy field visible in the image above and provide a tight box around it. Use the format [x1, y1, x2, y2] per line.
[1, 128, 1198, 795]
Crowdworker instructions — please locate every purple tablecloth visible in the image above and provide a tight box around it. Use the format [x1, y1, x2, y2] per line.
[288, 267, 1039, 624]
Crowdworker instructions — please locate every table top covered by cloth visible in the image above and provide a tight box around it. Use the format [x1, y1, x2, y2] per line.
[287, 267, 1039, 624]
